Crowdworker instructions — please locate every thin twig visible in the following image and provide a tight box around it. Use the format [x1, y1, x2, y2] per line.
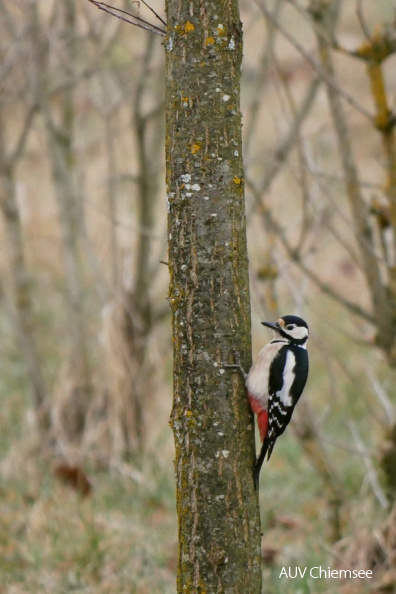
[244, 0, 283, 154]
[349, 421, 389, 509]
[366, 367, 395, 426]
[110, 460, 144, 484]
[247, 178, 375, 323]
[356, 0, 371, 41]
[83, 197, 163, 238]
[302, 149, 363, 269]
[87, 0, 166, 37]
[254, 0, 372, 121]
[9, 103, 38, 167]
[306, 168, 383, 191]
[310, 0, 393, 346]
[140, 0, 166, 27]
[260, 75, 321, 196]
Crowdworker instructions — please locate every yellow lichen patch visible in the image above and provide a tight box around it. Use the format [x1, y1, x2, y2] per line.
[205, 37, 215, 45]
[190, 142, 202, 154]
[175, 21, 195, 35]
[184, 21, 195, 33]
[233, 176, 242, 185]
[216, 24, 226, 36]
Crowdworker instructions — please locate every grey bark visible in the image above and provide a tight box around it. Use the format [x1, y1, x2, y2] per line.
[165, 1, 262, 591]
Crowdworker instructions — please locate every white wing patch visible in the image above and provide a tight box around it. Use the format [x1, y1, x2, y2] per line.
[276, 349, 296, 406]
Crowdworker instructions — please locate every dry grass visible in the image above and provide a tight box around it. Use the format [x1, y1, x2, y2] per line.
[334, 504, 396, 593]
[0, 437, 177, 593]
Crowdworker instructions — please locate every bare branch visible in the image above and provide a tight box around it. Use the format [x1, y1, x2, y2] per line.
[247, 178, 375, 323]
[9, 103, 37, 166]
[244, 0, 283, 154]
[356, 0, 371, 42]
[260, 75, 321, 196]
[140, 0, 166, 27]
[254, 0, 372, 121]
[87, 0, 166, 37]
[349, 421, 389, 509]
[306, 168, 383, 191]
[309, 0, 394, 350]
[302, 151, 362, 269]
[366, 367, 395, 426]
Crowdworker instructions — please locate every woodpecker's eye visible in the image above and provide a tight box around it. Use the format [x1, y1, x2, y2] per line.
[286, 324, 295, 330]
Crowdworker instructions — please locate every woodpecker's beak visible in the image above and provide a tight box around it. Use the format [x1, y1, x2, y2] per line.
[261, 321, 281, 332]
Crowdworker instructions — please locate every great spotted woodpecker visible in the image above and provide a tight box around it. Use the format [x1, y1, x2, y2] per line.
[226, 315, 309, 488]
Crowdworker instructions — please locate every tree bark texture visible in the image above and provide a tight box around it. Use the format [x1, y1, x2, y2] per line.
[165, 1, 262, 592]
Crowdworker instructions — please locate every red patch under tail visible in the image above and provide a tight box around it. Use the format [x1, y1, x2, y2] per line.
[248, 395, 269, 442]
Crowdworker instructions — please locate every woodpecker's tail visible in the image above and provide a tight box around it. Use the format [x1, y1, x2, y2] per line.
[253, 438, 269, 489]
[253, 437, 277, 488]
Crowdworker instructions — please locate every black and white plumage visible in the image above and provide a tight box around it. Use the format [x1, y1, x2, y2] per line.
[246, 315, 309, 488]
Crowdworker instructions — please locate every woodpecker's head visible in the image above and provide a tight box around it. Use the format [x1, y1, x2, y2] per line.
[262, 315, 309, 346]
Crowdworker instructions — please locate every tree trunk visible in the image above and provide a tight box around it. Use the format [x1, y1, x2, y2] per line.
[165, 1, 262, 591]
[29, 1, 93, 441]
[0, 166, 48, 428]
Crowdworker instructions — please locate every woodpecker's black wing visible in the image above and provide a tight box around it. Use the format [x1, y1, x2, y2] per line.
[254, 344, 308, 488]
[267, 344, 309, 454]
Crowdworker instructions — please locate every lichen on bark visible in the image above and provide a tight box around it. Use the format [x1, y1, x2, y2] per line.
[165, 1, 262, 591]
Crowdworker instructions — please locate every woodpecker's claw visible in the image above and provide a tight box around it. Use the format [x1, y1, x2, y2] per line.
[223, 351, 248, 380]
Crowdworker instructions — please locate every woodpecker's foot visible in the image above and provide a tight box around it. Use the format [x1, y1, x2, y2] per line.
[223, 351, 248, 380]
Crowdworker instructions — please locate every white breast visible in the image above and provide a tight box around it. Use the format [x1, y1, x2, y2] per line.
[246, 341, 285, 406]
